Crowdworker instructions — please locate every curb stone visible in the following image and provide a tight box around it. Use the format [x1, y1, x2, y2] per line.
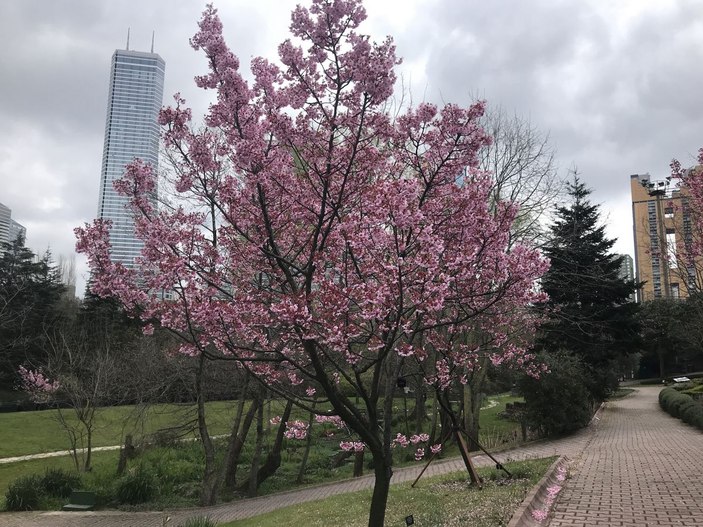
[507, 455, 568, 527]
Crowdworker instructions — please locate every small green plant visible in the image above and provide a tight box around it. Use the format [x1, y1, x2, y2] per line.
[180, 516, 217, 527]
[5, 474, 43, 511]
[41, 467, 81, 498]
[115, 465, 159, 505]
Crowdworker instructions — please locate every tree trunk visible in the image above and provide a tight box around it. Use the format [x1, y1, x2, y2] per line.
[296, 404, 316, 484]
[250, 400, 293, 489]
[236, 399, 293, 494]
[658, 344, 666, 379]
[463, 359, 488, 450]
[247, 401, 264, 498]
[367, 454, 393, 527]
[196, 355, 219, 506]
[84, 425, 93, 472]
[428, 389, 439, 445]
[412, 384, 427, 434]
[117, 434, 134, 476]
[222, 380, 259, 490]
[353, 450, 365, 477]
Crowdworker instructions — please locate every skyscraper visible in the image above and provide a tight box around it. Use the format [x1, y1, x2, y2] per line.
[0, 201, 26, 253]
[0, 202, 10, 247]
[98, 46, 165, 268]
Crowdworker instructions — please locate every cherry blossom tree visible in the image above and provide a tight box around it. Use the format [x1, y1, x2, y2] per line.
[76, 1, 547, 523]
[671, 148, 703, 290]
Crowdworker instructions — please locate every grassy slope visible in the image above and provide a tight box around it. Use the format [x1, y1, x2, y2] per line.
[220, 457, 555, 527]
[0, 394, 523, 506]
[0, 400, 299, 458]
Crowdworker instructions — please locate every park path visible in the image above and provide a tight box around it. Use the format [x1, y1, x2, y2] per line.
[0, 386, 699, 526]
[548, 386, 703, 526]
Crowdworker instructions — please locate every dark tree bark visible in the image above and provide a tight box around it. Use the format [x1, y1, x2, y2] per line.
[247, 401, 264, 498]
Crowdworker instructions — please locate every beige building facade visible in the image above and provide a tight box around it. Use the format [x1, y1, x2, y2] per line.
[630, 174, 695, 302]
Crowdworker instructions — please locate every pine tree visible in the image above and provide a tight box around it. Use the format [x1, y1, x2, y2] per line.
[0, 237, 65, 392]
[538, 177, 639, 399]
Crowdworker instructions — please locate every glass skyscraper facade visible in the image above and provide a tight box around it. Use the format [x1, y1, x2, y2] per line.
[98, 49, 165, 268]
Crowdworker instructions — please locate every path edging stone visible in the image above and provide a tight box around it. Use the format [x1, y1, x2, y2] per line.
[507, 455, 568, 527]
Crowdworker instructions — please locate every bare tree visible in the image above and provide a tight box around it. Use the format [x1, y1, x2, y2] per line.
[477, 104, 563, 247]
[458, 104, 563, 442]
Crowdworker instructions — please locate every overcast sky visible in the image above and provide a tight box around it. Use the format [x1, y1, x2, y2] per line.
[2, 0, 702, 296]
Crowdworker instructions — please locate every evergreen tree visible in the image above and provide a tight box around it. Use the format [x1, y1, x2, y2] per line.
[0, 236, 65, 393]
[538, 177, 639, 399]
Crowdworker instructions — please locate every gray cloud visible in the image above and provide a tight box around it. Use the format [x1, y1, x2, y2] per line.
[1, 0, 701, 295]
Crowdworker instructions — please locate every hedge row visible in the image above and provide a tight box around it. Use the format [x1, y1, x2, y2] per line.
[659, 387, 703, 431]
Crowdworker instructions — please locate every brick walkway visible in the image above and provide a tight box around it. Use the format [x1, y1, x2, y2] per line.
[549, 386, 703, 527]
[0, 386, 699, 526]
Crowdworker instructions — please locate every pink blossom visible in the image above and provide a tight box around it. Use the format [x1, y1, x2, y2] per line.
[305, 386, 316, 397]
[270, 415, 282, 425]
[340, 441, 365, 452]
[315, 415, 345, 429]
[18, 366, 59, 403]
[284, 420, 309, 440]
[414, 448, 425, 461]
[531, 509, 548, 522]
[410, 433, 429, 444]
[392, 433, 410, 448]
[430, 444, 442, 454]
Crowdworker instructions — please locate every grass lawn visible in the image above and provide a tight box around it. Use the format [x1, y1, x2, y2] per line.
[477, 394, 522, 446]
[0, 393, 525, 510]
[220, 456, 556, 527]
[0, 399, 297, 458]
[0, 395, 521, 459]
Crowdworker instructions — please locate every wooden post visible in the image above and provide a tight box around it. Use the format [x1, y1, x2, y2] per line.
[454, 429, 481, 487]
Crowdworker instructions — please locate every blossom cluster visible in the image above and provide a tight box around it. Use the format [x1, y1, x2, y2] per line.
[391, 432, 441, 461]
[340, 441, 365, 452]
[315, 415, 346, 429]
[18, 366, 60, 403]
[284, 420, 309, 440]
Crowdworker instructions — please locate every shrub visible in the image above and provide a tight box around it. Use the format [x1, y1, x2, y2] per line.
[115, 465, 159, 505]
[659, 387, 703, 432]
[518, 353, 593, 437]
[41, 468, 81, 499]
[180, 517, 217, 527]
[5, 474, 43, 511]
[680, 402, 703, 430]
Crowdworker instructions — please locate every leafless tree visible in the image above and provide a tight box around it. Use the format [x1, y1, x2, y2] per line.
[476, 104, 563, 247]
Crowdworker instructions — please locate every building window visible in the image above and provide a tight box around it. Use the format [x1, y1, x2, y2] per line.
[671, 283, 680, 299]
[664, 206, 674, 218]
[666, 228, 677, 269]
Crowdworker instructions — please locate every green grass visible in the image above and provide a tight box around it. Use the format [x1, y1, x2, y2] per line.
[0, 450, 121, 510]
[0, 394, 525, 511]
[0, 399, 298, 458]
[0, 395, 522, 459]
[220, 457, 556, 527]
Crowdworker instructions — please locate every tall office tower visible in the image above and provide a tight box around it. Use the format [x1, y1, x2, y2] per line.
[9, 220, 26, 244]
[97, 46, 165, 268]
[0, 202, 25, 253]
[630, 173, 696, 302]
[0, 202, 10, 247]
